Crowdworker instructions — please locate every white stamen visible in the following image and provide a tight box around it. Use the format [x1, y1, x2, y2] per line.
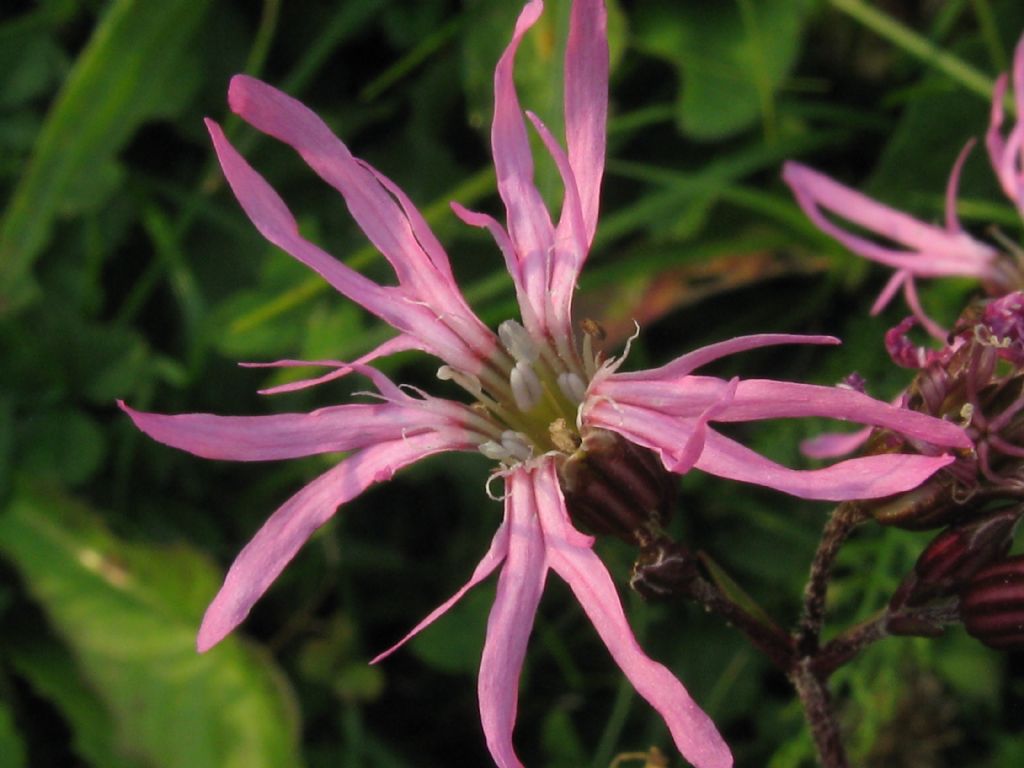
[583, 331, 598, 378]
[600, 321, 642, 377]
[479, 441, 509, 460]
[485, 471, 511, 501]
[498, 319, 539, 362]
[510, 360, 543, 411]
[500, 430, 533, 462]
[437, 365, 483, 399]
[557, 371, 587, 403]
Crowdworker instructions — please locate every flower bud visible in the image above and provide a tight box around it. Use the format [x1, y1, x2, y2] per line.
[961, 554, 1024, 650]
[558, 428, 677, 545]
[860, 474, 965, 531]
[889, 506, 1021, 609]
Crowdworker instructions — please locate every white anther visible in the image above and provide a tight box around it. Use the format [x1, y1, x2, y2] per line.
[498, 319, 540, 362]
[557, 371, 587, 404]
[510, 360, 543, 412]
[479, 441, 510, 461]
[500, 430, 533, 462]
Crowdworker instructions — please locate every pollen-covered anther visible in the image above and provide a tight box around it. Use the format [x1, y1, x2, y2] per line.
[581, 317, 606, 341]
[581, 318, 606, 377]
[549, 417, 581, 454]
[510, 360, 543, 411]
[959, 403, 976, 429]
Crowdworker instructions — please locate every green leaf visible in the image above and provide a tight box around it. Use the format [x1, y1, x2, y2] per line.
[17, 408, 105, 487]
[0, 697, 27, 768]
[6, 630, 138, 768]
[633, 0, 813, 141]
[0, 481, 304, 768]
[0, 0, 212, 313]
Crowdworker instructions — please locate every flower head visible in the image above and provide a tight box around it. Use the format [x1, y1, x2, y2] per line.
[782, 149, 1004, 339]
[783, 33, 1024, 339]
[122, 2, 971, 766]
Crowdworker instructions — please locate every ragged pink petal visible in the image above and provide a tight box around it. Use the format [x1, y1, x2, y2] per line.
[371, 521, 510, 664]
[987, 35, 1024, 211]
[564, 0, 608, 247]
[250, 334, 426, 395]
[206, 119, 485, 372]
[227, 76, 476, 319]
[491, 0, 557, 333]
[478, 467, 548, 768]
[800, 426, 874, 459]
[586, 389, 959, 499]
[719, 379, 970, 449]
[611, 334, 839, 382]
[694, 431, 954, 501]
[119, 400, 446, 461]
[782, 161, 997, 276]
[533, 465, 732, 768]
[668, 377, 739, 475]
[197, 432, 466, 651]
[526, 110, 586, 341]
[451, 201, 544, 338]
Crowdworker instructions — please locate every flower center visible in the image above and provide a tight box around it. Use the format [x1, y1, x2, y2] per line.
[440, 319, 599, 465]
[442, 317, 678, 544]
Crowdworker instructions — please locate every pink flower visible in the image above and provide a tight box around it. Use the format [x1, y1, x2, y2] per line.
[122, 2, 971, 766]
[783, 34, 1024, 340]
[782, 150, 1000, 339]
[987, 34, 1024, 212]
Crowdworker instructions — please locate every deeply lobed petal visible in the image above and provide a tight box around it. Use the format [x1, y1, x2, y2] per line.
[249, 334, 427, 395]
[226, 75, 487, 340]
[564, 0, 608, 247]
[118, 399, 449, 461]
[586, 387, 962, 500]
[491, 0, 556, 336]
[694, 431, 954, 501]
[371, 521, 511, 665]
[532, 463, 732, 768]
[782, 161, 997, 277]
[787, 161, 997, 270]
[594, 372, 969, 449]
[205, 119, 490, 373]
[800, 426, 874, 460]
[478, 467, 549, 768]
[986, 35, 1024, 210]
[611, 333, 840, 382]
[197, 432, 468, 651]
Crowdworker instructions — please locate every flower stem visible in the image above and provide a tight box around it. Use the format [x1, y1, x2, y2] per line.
[797, 502, 866, 655]
[789, 659, 850, 768]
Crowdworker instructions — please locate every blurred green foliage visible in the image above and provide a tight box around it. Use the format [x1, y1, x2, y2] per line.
[2, 0, 1024, 766]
